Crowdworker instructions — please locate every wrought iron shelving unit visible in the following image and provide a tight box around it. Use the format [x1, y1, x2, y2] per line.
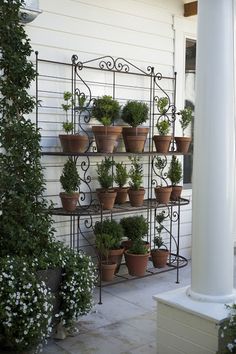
[36, 53, 189, 303]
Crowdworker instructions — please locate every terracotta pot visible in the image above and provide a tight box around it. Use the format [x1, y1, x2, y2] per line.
[122, 127, 149, 152]
[60, 192, 79, 212]
[59, 134, 89, 153]
[108, 248, 124, 274]
[154, 186, 172, 204]
[175, 136, 191, 154]
[170, 185, 183, 201]
[153, 135, 172, 154]
[92, 126, 122, 153]
[124, 251, 150, 276]
[100, 261, 117, 281]
[128, 188, 145, 207]
[151, 249, 169, 268]
[115, 187, 129, 204]
[97, 189, 117, 210]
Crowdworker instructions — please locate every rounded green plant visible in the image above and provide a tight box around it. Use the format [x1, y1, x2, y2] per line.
[129, 156, 143, 190]
[167, 155, 182, 186]
[92, 95, 120, 126]
[156, 120, 171, 136]
[178, 106, 193, 136]
[120, 215, 148, 242]
[157, 97, 169, 115]
[128, 239, 149, 255]
[121, 100, 149, 127]
[96, 157, 114, 189]
[114, 162, 129, 188]
[60, 158, 80, 193]
[94, 219, 124, 249]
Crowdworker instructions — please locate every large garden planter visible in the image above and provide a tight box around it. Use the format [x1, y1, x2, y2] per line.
[97, 189, 117, 210]
[124, 251, 150, 276]
[151, 249, 169, 268]
[153, 135, 172, 154]
[154, 186, 172, 204]
[92, 126, 122, 153]
[59, 134, 89, 153]
[175, 136, 191, 154]
[128, 188, 145, 207]
[122, 127, 149, 153]
[60, 192, 79, 212]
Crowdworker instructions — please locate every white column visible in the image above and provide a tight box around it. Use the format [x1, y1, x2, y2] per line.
[187, 0, 236, 302]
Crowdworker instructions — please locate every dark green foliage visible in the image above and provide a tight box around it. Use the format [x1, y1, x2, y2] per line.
[0, 0, 55, 257]
[121, 100, 149, 127]
[60, 158, 80, 194]
[120, 215, 148, 242]
[94, 218, 124, 249]
[157, 97, 169, 115]
[95, 233, 116, 262]
[114, 162, 129, 188]
[128, 239, 148, 255]
[92, 95, 120, 126]
[167, 155, 183, 186]
[96, 157, 114, 189]
[156, 120, 170, 135]
[129, 156, 143, 190]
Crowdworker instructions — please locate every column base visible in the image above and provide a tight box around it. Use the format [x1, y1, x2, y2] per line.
[153, 287, 235, 354]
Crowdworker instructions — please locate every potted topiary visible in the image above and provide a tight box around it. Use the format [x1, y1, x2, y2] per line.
[120, 215, 149, 250]
[59, 91, 89, 153]
[167, 155, 183, 201]
[60, 158, 80, 211]
[95, 232, 117, 281]
[124, 239, 150, 277]
[94, 218, 124, 273]
[121, 100, 149, 152]
[151, 211, 169, 268]
[91, 95, 121, 153]
[128, 156, 145, 207]
[175, 106, 193, 153]
[154, 157, 172, 204]
[96, 157, 117, 210]
[114, 161, 129, 204]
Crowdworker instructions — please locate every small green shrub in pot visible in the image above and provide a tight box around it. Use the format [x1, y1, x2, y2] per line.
[128, 156, 145, 207]
[96, 157, 117, 210]
[151, 211, 169, 268]
[167, 155, 183, 201]
[175, 106, 193, 153]
[114, 162, 129, 188]
[156, 120, 171, 136]
[153, 98, 172, 153]
[94, 219, 124, 249]
[92, 95, 120, 126]
[120, 215, 149, 249]
[157, 97, 169, 115]
[121, 100, 149, 128]
[178, 106, 193, 137]
[61, 91, 74, 133]
[60, 158, 80, 211]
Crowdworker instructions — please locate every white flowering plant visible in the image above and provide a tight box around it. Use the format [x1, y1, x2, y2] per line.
[219, 304, 236, 353]
[0, 256, 53, 353]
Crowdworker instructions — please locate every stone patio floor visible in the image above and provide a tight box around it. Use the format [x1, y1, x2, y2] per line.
[41, 263, 193, 354]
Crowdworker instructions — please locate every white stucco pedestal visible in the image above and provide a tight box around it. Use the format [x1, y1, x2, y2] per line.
[154, 287, 232, 354]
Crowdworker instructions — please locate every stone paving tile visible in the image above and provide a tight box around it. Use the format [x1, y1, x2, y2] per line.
[120, 341, 156, 354]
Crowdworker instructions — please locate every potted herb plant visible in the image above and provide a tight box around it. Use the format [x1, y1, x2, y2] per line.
[167, 155, 183, 201]
[124, 239, 150, 277]
[96, 157, 117, 210]
[120, 215, 149, 250]
[156, 96, 169, 115]
[60, 158, 80, 211]
[59, 91, 88, 153]
[151, 211, 169, 268]
[95, 232, 117, 281]
[154, 157, 172, 204]
[94, 218, 124, 273]
[91, 95, 121, 153]
[175, 106, 193, 153]
[128, 156, 145, 207]
[121, 100, 149, 152]
[114, 161, 129, 204]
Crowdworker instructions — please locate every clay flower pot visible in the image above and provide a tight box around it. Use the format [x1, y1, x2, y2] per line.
[59, 134, 89, 153]
[100, 261, 117, 281]
[92, 126, 122, 153]
[108, 248, 125, 274]
[122, 127, 149, 153]
[151, 249, 169, 268]
[124, 251, 150, 276]
[97, 189, 117, 210]
[170, 185, 183, 201]
[154, 186, 172, 204]
[115, 187, 129, 204]
[128, 188, 145, 207]
[60, 192, 79, 212]
[153, 135, 172, 154]
[175, 136, 191, 154]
